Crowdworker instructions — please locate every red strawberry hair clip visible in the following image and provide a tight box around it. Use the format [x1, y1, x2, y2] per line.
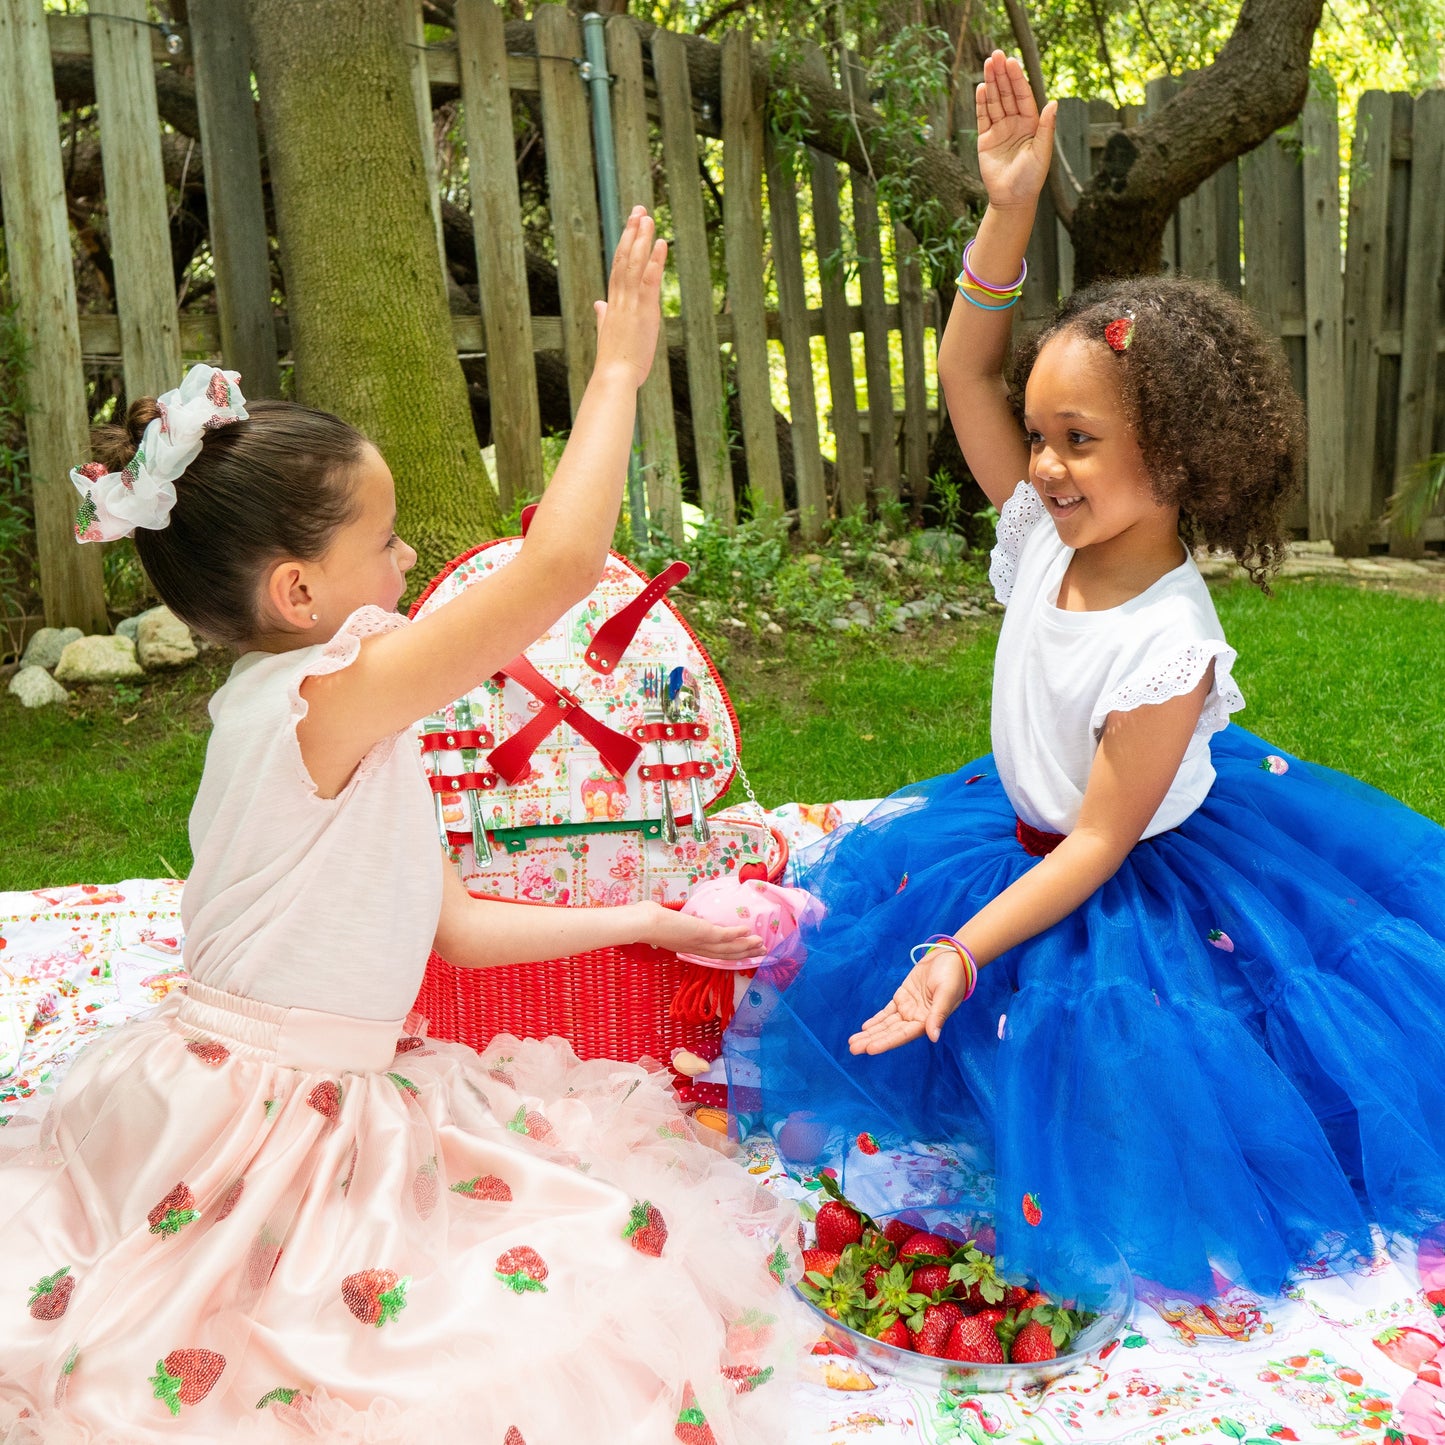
[1104, 315, 1135, 353]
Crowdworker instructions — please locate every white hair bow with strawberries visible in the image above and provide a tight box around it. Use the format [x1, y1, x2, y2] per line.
[71, 363, 248, 543]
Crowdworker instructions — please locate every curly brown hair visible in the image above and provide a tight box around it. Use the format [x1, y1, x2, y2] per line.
[92, 397, 366, 646]
[1005, 276, 1304, 590]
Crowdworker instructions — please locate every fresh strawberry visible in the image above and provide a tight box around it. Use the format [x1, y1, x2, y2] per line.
[800, 1253, 870, 1323]
[413, 1159, 439, 1220]
[624, 1200, 668, 1257]
[863, 1263, 888, 1299]
[215, 1178, 245, 1221]
[973, 1306, 1005, 1328]
[307, 1081, 341, 1119]
[149, 1348, 225, 1416]
[945, 1315, 1005, 1363]
[814, 1200, 864, 1254]
[674, 1383, 717, 1444]
[910, 1263, 955, 1298]
[899, 1231, 955, 1261]
[28, 1268, 74, 1321]
[342, 1269, 411, 1326]
[913, 1302, 964, 1357]
[869, 1261, 929, 1322]
[882, 1219, 916, 1248]
[949, 1241, 1007, 1309]
[451, 1173, 513, 1201]
[147, 1183, 199, 1238]
[871, 1315, 913, 1350]
[801, 1249, 842, 1279]
[185, 1039, 229, 1067]
[494, 1246, 549, 1294]
[1004, 1285, 1031, 1308]
[1009, 1320, 1058, 1363]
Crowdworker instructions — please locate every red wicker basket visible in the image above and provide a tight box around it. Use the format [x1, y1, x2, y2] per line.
[414, 940, 736, 1064]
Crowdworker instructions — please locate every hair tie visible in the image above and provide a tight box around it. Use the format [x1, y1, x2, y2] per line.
[71, 364, 248, 544]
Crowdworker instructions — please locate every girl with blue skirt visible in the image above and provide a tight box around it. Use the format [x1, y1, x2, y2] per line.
[727, 53, 1445, 1299]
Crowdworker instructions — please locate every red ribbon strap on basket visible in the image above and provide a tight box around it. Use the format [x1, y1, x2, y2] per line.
[583, 560, 691, 673]
[488, 653, 641, 784]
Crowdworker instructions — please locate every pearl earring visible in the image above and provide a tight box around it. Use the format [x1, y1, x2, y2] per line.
[310, 613, 318, 622]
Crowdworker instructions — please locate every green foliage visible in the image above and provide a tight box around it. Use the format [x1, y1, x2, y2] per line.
[1386, 452, 1445, 537]
[0, 282, 37, 660]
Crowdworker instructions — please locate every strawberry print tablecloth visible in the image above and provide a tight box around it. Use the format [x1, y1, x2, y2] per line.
[3, 854, 1443, 1445]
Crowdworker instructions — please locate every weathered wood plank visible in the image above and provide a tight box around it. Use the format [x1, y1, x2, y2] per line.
[1391, 89, 1445, 548]
[0, 0, 108, 630]
[894, 222, 930, 514]
[851, 169, 900, 499]
[89, 0, 183, 399]
[804, 45, 865, 515]
[398, 0, 448, 277]
[457, 0, 543, 508]
[46, 10, 181, 60]
[536, 4, 604, 419]
[607, 15, 683, 541]
[189, 0, 280, 397]
[1144, 77, 1179, 275]
[721, 29, 783, 513]
[1054, 97, 1090, 295]
[652, 28, 733, 524]
[765, 130, 828, 538]
[1300, 75, 1347, 543]
[1340, 92, 1396, 554]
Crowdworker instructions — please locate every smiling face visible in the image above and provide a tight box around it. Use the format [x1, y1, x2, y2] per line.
[1022, 330, 1178, 551]
[310, 444, 417, 625]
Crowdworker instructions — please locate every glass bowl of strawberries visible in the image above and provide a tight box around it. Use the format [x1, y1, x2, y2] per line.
[796, 1179, 1133, 1391]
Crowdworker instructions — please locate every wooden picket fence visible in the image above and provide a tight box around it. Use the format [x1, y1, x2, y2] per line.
[1, 0, 1442, 633]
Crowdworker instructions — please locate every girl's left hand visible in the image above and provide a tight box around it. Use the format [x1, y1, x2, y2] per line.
[849, 946, 971, 1054]
[642, 902, 765, 962]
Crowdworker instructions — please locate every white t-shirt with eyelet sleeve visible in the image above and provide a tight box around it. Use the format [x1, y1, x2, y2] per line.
[181, 605, 443, 1020]
[987, 480, 1244, 839]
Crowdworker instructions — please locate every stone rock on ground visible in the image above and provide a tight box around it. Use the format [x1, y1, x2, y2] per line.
[19, 626, 82, 671]
[115, 614, 142, 643]
[54, 634, 145, 684]
[8, 665, 70, 708]
[136, 605, 197, 671]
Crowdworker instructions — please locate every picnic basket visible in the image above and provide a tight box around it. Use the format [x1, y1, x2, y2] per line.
[409, 516, 785, 1064]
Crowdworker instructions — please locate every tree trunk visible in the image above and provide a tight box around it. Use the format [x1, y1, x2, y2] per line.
[248, 0, 502, 582]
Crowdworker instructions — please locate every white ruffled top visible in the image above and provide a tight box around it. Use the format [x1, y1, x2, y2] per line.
[182, 606, 442, 1020]
[988, 480, 1244, 838]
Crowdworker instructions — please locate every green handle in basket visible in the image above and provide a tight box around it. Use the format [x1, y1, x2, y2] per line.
[494, 818, 667, 854]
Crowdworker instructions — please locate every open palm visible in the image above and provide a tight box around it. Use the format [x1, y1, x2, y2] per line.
[975, 51, 1057, 211]
[849, 947, 971, 1055]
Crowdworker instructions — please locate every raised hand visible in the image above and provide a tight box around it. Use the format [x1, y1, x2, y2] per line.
[593, 206, 668, 389]
[975, 50, 1057, 212]
[848, 945, 971, 1054]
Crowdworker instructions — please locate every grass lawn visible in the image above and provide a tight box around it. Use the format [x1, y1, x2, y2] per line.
[2, 578, 1442, 891]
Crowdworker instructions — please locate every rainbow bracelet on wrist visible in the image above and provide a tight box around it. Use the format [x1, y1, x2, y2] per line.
[909, 933, 980, 1002]
[959, 237, 1027, 294]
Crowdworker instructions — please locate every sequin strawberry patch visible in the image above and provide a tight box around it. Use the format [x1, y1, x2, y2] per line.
[185, 1039, 230, 1067]
[150, 1348, 225, 1416]
[307, 1081, 342, 1119]
[28, 1268, 74, 1321]
[504, 1428, 526, 1445]
[394, 1035, 425, 1054]
[452, 1173, 513, 1202]
[148, 1183, 200, 1238]
[495, 1246, 549, 1294]
[855, 1132, 879, 1155]
[342, 1269, 410, 1327]
[508, 1104, 557, 1144]
[246, 1230, 283, 1291]
[387, 1072, 421, 1102]
[255, 1387, 306, 1410]
[722, 1363, 774, 1394]
[55, 1345, 79, 1406]
[215, 1178, 245, 1221]
[766, 1243, 789, 1285]
[624, 1201, 667, 1257]
[674, 1384, 717, 1444]
[1022, 1192, 1043, 1227]
[413, 1158, 439, 1220]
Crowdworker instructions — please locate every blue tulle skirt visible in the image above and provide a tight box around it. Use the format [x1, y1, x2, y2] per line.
[724, 725, 1445, 1298]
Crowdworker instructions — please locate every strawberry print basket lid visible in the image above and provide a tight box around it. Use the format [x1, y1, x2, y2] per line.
[409, 530, 741, 837]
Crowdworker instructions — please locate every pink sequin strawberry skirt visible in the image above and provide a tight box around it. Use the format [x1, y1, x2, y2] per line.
[0, 981, 803, 1443]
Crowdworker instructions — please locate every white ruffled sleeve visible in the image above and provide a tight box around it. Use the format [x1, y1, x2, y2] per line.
[286, 605, 413, 796]
[988, 481, 1047, 605]
[1090, 636, 1245, 741]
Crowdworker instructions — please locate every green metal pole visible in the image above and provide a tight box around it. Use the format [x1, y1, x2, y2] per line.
[581, 13, 647, 546]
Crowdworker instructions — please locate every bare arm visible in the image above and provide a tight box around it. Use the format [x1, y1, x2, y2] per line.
[432, 853, 765, 969]
[937, 52, 1056, 510]
[299, 209, 666, 784]
[850, 666, 1213, 1053]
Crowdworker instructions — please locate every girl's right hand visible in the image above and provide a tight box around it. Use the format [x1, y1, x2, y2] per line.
[640, 901, 765, 963]
[592, 206, 668, 390]
[975, 50, 1057, 211]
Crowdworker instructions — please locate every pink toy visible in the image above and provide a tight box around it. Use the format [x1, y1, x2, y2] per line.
[677, 876, 824, 968]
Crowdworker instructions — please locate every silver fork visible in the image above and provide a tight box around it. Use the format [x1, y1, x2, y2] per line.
[644, 666, 678, 845]
[453, 694, 494, 869]
[665, 665, 711, 843]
